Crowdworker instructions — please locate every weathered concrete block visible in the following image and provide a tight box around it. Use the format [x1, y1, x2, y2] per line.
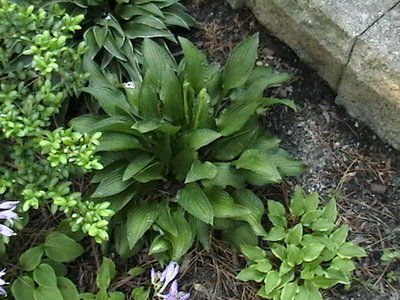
[336, 3, 400, 149]
[247, 0, 398, 90]
[227, 0, 400, 149]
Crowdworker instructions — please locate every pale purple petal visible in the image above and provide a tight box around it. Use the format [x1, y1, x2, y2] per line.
[0, 201, 18, 210]
[151, 268, 157, 284]
[0, 287, 6, 296]
[161, 262, 179, 286]
[0, 209, 18, 224]
[0, 225, 14, 237]
[169, 280, 178, 295]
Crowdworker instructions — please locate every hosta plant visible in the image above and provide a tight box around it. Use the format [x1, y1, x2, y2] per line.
[59, 0, 196, 81]
[237, 187, 366, 300]
[71, 33, 305, 260]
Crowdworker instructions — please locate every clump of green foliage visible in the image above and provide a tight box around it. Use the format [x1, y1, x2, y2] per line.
[0, 0, 113, 243]
[70, 33, 305, 261]
[59, 0, 196, 81]
[237, 187, 366, 299]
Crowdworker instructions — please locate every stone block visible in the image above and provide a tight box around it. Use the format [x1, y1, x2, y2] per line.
[247, 0, 398, 90]
[336, 3, 400, 149]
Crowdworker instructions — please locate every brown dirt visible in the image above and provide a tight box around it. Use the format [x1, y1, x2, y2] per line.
[177, 0, 400, 299]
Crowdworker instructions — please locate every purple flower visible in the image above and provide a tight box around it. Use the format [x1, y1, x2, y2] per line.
[160, 262, 179, 288]
[0, 209, 18, 225]
[0, 269, 9, 296]
[0, 201, 18, 210]
[158, 280, 190, 300]
[0, 201, 19, 237]
[0, 225, 14, 237]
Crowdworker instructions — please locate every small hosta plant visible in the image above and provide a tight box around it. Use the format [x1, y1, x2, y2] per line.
[59, 0, 196, 80]
[71, 33, 305, 260]
[237, 187, 366, 299]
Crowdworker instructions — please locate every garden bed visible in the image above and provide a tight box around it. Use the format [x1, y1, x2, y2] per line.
[176, 0, 400, 299]
[3, 0, 399, 299]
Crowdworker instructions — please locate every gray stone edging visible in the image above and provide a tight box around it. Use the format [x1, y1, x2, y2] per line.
[227, 0, 400, 150]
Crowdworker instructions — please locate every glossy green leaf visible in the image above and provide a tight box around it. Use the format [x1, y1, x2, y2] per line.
[81, 86, 130, 116]
[285, 224, 303, 245]
[287, 244, 303, 267]
[267, 200, 286, 217]
[33, 286, 64, 300]
[185, 159, 217, 183]
[171, 149, 197, 181]
[302, 243, 325, 262]
[222, 33, 258, 93]
[211, 124, 259, 161]
[240, 245, 266, 261]
[324, 267, 350, 284]
[149, 235, 171, 255]
[11, 276, 35, 300]
[133, 162, 165, 183]
[166, 209, 195, 261]
[160, 66, 184, 124]
[19, 246, 45, 271]
[310, 219, 335, 232]
[264, 270, 281, 294]
[329, 225, 349, 246]
[44, 233, 84, 263]
[234, 149, 282, 184]
[126, 202, 159, 249]
[205, 187, 250, 218]
[180, 129, 221, 150]
[217, 101, 261, 136]
[255, 258, 272, 273]
[176, 183, 214, 224]
[178, 37, 208, 93]
[156, 202, 178, 236]
[290, 186, 305, 216]
[33, 264, 58, 288]
[236, 267, 264, 282]
[271, 243, 287, 261]
[320, 199, 337, 223]
[301, 210, 323, 226]
[123, 154, 154, 181]
[337, 242, 367, 258]
[97, 132, 143, 152]
[303, 192, 320, 212]
[97, 257, 116, 289]
[93, 166, 133, 198]
[232, 189, 267, 236]
[57, 277, 79, 300]
[265, 226, 286, 241]
[223, 223, 259, 249]
[127, 267, 146, 277]
[310, 276, 339, 288]
[281, 282, 298, 300]
[201, 163, 245, 189]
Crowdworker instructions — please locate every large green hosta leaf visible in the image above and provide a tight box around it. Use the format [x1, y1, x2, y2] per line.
[176, 183, 214, 224]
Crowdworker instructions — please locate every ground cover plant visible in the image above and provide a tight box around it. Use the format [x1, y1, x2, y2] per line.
[236, 187, 366, 299]
[0, 0, 372, 298]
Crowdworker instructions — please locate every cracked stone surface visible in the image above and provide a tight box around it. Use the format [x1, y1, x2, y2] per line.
[336, 2, 400, 149]
[226, 0, 400, 150]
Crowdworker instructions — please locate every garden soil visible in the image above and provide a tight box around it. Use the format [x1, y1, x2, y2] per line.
[175, 0, 400, 299]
